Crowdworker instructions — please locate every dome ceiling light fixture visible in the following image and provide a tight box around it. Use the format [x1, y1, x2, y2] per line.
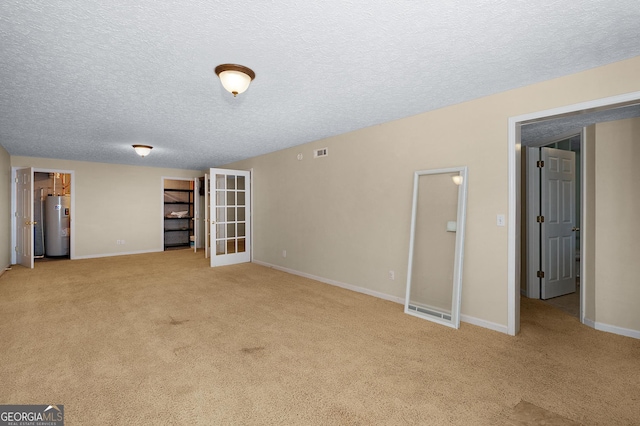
[214, 64, 255, 97]
[132, 144, 153, 157]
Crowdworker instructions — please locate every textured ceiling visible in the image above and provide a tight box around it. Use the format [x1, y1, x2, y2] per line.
[522, 104, 640, 146]
[1, 1, 639, 170]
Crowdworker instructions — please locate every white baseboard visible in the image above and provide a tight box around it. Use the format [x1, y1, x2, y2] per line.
[252, 260, 404, 304]
[73, 248, 163, 260]
[583, 317, 639, 340]
[252, 260, 509, 335]
[460, 314, 509, 334]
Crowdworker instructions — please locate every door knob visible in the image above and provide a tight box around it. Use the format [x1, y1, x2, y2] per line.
[572, 227, 580, 232]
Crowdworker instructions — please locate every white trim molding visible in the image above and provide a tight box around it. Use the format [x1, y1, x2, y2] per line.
[583, 318, 640, 340]
[252, 260, 404, 304]
[73, 248, 163, 260]
[252, 260, 509, 334]
[460, 315, 509, 334]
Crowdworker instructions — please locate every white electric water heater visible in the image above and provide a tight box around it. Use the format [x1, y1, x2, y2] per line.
[45, 195, 71, 256]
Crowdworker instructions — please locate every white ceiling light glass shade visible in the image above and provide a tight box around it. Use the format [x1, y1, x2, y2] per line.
[214, 64, 255, 97]
[132, 144, 153, 157]
[452, 175, 463, 185]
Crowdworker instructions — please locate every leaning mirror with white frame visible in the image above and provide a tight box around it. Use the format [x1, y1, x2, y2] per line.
[404, 166, 468, 329]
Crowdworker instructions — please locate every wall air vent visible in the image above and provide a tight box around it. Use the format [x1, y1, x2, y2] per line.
[314, 147, 328, 158]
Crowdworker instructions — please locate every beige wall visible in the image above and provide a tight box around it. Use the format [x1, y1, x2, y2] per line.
[227, 56, 640, 328]
[594, 117, 640, 331]
[0, 145, 11, 271]
[10, 156, 201, 259]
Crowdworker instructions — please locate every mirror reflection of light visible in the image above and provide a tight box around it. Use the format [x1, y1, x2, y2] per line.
[452, 175, 463, 185]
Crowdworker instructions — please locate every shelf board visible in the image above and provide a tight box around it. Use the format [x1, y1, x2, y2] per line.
[164, 189, 193, 193]
[164, 201, 192, 204]
[164, 229, 193, 232]
[164, 243, 190, 248]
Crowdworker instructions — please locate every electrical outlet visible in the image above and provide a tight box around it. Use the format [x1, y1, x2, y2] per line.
[116, 240, 120, 245]
[389, 270, 395, 280]
[282, 250, 287, 258]
[497, 214, 506, 227]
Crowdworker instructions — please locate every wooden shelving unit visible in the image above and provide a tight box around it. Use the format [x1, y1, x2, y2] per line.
[163, 188, 194, 250]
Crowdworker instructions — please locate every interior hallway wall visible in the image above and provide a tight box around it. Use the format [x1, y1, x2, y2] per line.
[10, 156, 201, 259]
[594, 117, 640, 332]
[226, 56, 640, 331]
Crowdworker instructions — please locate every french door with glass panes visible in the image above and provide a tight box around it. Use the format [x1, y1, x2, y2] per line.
[209, 168, 250, 267]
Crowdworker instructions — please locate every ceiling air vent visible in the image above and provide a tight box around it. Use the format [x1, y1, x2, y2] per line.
[314, 147, 328, 158]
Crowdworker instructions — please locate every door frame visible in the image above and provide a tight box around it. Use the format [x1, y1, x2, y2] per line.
[507, 90, 640, 335]
[11, 167, 76, 265]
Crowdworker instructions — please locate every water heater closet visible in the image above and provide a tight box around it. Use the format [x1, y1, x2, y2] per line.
[34, 172, 71, 258]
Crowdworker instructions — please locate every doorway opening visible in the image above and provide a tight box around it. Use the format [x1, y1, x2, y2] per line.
[12, 167, 76, 269]
[34, 172, 72, 262]
[524, 135, 582, 319]
[163, 178, 196, 251]
[508, 90, 640, 336]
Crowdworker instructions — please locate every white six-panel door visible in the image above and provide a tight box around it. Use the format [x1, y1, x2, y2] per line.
[209, 168, 250, 267]
[16, 167, 34, 268]
[541, 147, 576, 299]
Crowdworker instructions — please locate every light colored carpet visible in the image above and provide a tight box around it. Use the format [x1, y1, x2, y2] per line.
[1, 250, 639, 425]
[508, 401, 581, 426]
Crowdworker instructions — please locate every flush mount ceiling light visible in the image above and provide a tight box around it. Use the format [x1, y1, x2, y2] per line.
[452, 175, 463, 185]
[132, 144, 153, 157]
[214, 64, 255, 97]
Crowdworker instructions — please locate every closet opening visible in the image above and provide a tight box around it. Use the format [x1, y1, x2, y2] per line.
[163, 179, 195, 251]
[34, 172, 72, 261]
